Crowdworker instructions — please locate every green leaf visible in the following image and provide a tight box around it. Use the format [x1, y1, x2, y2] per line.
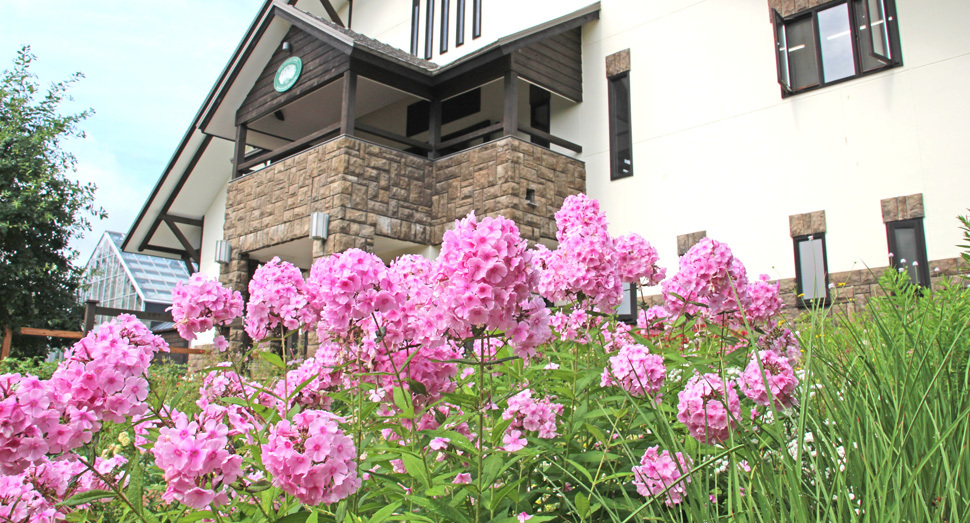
[392, 386, 414, 417]
[410, 496, 471, 523]
[575, 493, 590, 518]
[366, 501, 402, 523]
[58, 489, 115, 507]
[177, 512, 216, 523]
[257, 351, 286, 370]
[401, 452, 430, 488]
[125, 454, 144, 516]
[272, 512, 312, 523]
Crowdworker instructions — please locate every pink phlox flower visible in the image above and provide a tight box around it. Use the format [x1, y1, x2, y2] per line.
[662, 238, 749, 325]
[169, 273, 244, 342]
[453, 472, 472, 484]
[614, 233, 666, 286]
[676, 373, 742, 444]
[738, 350, 799, 409]
[632, 446, 692, 506]
[502, 389, 563, 442]
[600, 344, 666, 401]
[245, 257, 313, 342]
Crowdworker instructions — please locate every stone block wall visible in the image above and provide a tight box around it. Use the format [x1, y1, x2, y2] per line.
[433, 136, 586, 243]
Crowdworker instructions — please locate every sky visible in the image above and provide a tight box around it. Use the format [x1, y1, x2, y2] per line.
[0, 0, 263, 265]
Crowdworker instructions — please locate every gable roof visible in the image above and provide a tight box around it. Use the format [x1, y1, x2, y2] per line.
[123, 0, 599, 260]
[90, 232, 191, 304]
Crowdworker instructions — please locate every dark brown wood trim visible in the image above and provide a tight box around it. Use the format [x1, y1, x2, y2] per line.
[233, 125, 248, 178]
[138, 134, 214, 253]
[163, 216, 201, 265]
[428, 98, 442, 158]
[439, 122, 502, 150]
[350, 56, 433, 99]
[356, 123, 431, 151]
[160, 214, 204, 228]
[238, 122, 341, 172]
[318, 0, 345, 27]
[341, 70, 357, 136]
[239, 70, 347, 126]
[143, 244, 194, 257]
[18, 327, 84, 340]
[517, 124, 582, 153]
[274, 7, 354, 55]
[95, 306, 174, 324]
[503, 71, 519, 136]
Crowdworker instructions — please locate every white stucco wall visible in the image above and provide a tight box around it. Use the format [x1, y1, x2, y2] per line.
[192, 181, 229, 346]
[565, 0, 970, 279]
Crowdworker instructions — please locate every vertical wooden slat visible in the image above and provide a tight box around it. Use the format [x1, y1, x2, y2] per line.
[341, 70, 357, 137]
[1, 326, 11, 360]
[503, 71, 519, 137]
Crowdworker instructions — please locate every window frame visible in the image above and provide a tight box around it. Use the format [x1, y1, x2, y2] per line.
[772, 0, 902, 97]
[886, 218, 930, 287]
[793, 233, 831, 308]
[607, 72, 633, 181]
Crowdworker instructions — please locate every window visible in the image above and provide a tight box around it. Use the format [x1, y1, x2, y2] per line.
[616, 282, 638, 324]
[886, 218, 930, 287]
[772, 0, 901, 96]
[530, 85, 551, 148]
[608, 72, 633, 180]
[410, 0, 420, 55]
[793, 234, 830, 307]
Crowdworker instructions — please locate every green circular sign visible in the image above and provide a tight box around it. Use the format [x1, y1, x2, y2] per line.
[274, 57, 303, 93]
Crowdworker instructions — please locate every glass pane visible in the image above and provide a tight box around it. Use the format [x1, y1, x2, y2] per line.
[609, 75, 633, 178]
[798, 238, 826, 301]
[786, 17, 819, 90]
[853, 0, 889, 71]
[867, 0, 891, 60]
[774, 10, 791, 90]
[893, 227, 920, 284]
[818, 4, 856, 83]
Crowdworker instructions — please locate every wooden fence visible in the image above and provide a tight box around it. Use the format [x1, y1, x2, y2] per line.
[0, 299, 206, 361]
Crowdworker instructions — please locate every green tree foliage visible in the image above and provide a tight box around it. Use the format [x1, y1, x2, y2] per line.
[0, 46, 104, 357]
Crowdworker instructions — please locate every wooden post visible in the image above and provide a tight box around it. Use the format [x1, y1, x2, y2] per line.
[233, 125, 248, 179]
[1, 326, 11, 361]
[83, 299, 99, 334]
[503, 71, 519, 137]
[428, 97, 442, 159]
[340, 71, 357, 137]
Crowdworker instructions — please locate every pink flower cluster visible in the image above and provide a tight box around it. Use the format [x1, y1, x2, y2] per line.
[614, 233, 666, 286]
[676, 374, 742, 444]
[534, 195, 623, 309]
[170, 272, 244, 349]
[436, 213, 549, 357]
[738, 350, 799, 409]
[632, 446, 692, 506]
[0, 454, 126, 523]
[661, 239, 784, 329]
[501, 389, 563, 451]
[758, 323, 802, 364]
[308, 249, 403, 343]
[662, 238, 749, 321]
[601, 344, 666, 401]
[269, 356, 343, 413]
[637, 305, 671, 338]
[245, 257, 313, 341]
[152, 410, 243, 509]
[262, 410, 361, 506]
[0, 315, 166, 474]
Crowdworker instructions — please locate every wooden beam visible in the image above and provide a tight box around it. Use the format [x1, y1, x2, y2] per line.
[518, 125, 583, 153]
[143, 244, 195, 258]
[318, 0, 345, 27]
[340, 70, 357, 136]
[169, 346, 208, 355]
[1, 326, 11, 360]
[356, 123, 432, 151]
[160, 214, 204, 228]
[94, 306, 174, 324]
[19, 327, 84, 340]
[84, 299, 99, 334]
[503, 71, 519, 137]
[163, 216, 201, 265]
[238, 122, 340, 172]
[438, 122, 502, 150]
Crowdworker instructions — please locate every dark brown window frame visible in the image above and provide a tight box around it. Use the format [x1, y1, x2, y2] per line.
[793, 233, 831, 308]
[607, 72, 633, 180]
[886, 218, 930, 287]
[410, 0, 420, 55]
[772, 0, 902, 98]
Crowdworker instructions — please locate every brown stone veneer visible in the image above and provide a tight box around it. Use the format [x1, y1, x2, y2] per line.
[641, 257, 969, 319]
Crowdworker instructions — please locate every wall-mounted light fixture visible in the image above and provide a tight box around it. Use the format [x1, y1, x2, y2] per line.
[215, 240, 232, 265]
[310, 212, 330, 240]
[282, 41, 291, 52]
